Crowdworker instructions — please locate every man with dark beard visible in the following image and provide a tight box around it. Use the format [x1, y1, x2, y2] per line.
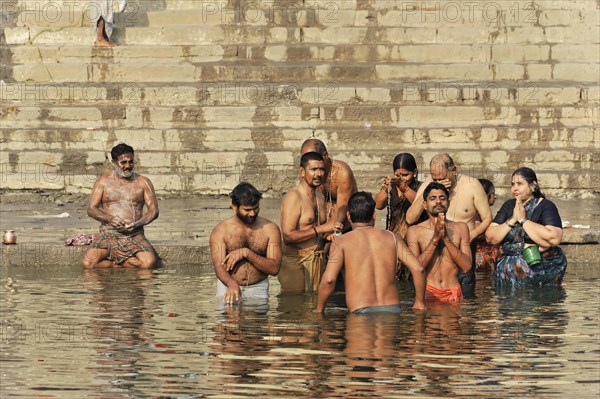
[279, 152, 344, 293]
[210, 182, 282, 304]
[406, 183, 472, 303]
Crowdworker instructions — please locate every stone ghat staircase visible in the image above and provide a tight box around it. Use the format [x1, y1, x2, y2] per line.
[1, 0, 599, 197]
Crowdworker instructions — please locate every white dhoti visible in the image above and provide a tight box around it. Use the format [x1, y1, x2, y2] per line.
[89, 0, 127, 39]
[216, 278, 269, 300]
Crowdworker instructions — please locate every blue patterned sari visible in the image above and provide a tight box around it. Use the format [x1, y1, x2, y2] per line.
[494, 198, 567, 288]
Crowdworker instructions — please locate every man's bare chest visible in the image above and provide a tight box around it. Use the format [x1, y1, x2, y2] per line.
[225, 233, 268, 256]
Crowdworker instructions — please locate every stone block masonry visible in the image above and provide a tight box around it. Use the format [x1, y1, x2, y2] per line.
[1, 0, 598, 198]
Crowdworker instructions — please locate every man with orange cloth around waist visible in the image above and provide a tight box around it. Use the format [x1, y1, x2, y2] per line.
[406, 183, 472, 303]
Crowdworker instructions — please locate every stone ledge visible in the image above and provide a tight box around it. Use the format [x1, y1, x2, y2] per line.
[1, 241, 598, 268]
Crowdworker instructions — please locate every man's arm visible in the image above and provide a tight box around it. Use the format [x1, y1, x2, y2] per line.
[316, 241, 344, 313]
[443, 222, 472, 273]
[405, 180, 429, 225]
[281, 191, 339, 244]
[134, 176, 159, 229]
[469, 180, 492, 241]
[397, 236, 426, 310]
[87, 176, 123, 229]
[210, 225, 241, 304]
[334, 165, 356, 224]
[407, 223, 440, 269]
[281, 191, 315, 244]
[222, 223, 283, 276]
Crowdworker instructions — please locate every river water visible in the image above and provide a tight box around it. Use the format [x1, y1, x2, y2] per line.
[1, 263, 598, 398]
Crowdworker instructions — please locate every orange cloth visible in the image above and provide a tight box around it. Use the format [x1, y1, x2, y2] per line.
[425, 284, 463, 303]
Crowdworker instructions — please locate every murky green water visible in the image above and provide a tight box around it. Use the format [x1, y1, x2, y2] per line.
[1, 264, 598, 398]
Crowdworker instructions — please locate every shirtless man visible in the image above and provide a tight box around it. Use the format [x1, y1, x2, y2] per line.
[316, 192, 426, 313]
[300, 139, 358, 230]
[406, 183, 472, 303]
[210, 182, 282, 304]
[279, 152, 344, 293]
[82, 143, 159, 269]
[406, 153, 491, 296]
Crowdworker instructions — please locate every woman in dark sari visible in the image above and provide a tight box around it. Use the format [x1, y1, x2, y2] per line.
[375, 153, 425, 279]
[485, 167, 567, 287]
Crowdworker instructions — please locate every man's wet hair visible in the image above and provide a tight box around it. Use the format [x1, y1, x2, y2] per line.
[111, 143, 134, 160]
[230, 182, 262, 206]
[301, 138, 327, 155]
[300, 151, 324, 168]
[423, 182, 450, 200]
[348, 191, 376, 223]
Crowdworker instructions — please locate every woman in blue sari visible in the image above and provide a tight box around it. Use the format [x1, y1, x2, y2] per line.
[485, 167, 567, 287]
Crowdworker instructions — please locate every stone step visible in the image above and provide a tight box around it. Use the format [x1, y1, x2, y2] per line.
[1, 105, 597, 130]
[8, 0, 600, 28]
[5, 24, 599, 46]
[5, 43, 599, 65]
[0, 130, 600, 158]
[6, 59, 599, 83]
[1, 128, 596, 165]
[144, 7, 600, 28]
[2, 81, 598, 107]
[1, 139, 596, 194]
[158, 0, 598, 12]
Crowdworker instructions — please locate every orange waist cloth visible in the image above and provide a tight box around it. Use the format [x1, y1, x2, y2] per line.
[425, 284, 463, 303]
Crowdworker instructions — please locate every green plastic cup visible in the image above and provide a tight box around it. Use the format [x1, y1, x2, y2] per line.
[522, 246, 541, 267]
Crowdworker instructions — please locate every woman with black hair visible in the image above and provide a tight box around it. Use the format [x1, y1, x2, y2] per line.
[486, 167, 567, 287]
[375, 153, 426, 279]
[375, 153, 424, 239]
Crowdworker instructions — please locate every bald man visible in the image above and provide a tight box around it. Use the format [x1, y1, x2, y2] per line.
[406, 154, 492, 297]
[300, 139, 358, 231]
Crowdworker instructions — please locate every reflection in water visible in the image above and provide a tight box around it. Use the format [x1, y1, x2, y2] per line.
[82, 268, 154, 397]
[210, 303, 271, 388]
[343, 314, 401, 394]
[0, 267, 597, 398]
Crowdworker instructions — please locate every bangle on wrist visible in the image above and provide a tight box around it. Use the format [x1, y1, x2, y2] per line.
[519, 217, 528, 225]
[399, 185, 408, 193]
[505, 220, 517, 228]
[313, 227, 319, 237]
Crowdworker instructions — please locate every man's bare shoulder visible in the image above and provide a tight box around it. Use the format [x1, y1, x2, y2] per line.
[256, 217, 281, 233]
[95, 172, 113, 184]
[334, 160, 356, 179]
[457, 175, 480, 190]
[211, 216, 236, 237]
[134, 173, 154, 186]
[334, 159, 353, 172]
[413, 219, 431, 229]
[447, 219, 469, 230]
[343, 227, 392, 242]
[282, 186, 302, 201]
[407, 221, 431, 236]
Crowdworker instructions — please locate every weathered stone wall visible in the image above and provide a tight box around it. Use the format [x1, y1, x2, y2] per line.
[1, 0, 598, 198]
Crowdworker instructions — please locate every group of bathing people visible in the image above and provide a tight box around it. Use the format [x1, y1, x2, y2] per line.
[82, 141, 568, 314]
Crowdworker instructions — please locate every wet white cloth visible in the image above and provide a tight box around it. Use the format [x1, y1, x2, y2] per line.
[90, 0, 127, 39]
[216, 278, 269, 300]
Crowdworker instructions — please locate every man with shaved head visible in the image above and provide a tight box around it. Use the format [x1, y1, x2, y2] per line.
[406, 153, 492, 297]
[300, 138, 358, 231]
